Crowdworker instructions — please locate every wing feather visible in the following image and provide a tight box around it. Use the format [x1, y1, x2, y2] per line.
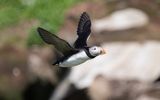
[37, 27, 77, 56]
[74, 12, 91, 49]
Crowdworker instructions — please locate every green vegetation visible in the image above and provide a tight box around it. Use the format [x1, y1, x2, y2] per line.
[0, 0, 81, 47]
[0, 0, 22, 29]
[27, 27, 45, 47]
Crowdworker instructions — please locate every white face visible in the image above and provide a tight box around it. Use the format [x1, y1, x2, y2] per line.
[89, 46, 105, 56]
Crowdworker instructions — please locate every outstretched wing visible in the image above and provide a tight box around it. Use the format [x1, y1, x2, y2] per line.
[74, 12, 91, 49]
[37, 27, 78, 56]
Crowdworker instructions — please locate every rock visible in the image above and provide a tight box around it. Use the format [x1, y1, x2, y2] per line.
[49, 78, 90, 100]
[88, 75, 160, 100]
[27, 46, 58, 83]
[23, 79, 55, 100]
[93, 8, 149, 32]
[68, 41, 160, 89]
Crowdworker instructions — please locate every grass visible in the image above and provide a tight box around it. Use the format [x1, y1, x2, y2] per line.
[26, 0, 81, 47]
[25, 0, 80, 31]
[0, 0, 23, 29]
[0, 0, 81, 47]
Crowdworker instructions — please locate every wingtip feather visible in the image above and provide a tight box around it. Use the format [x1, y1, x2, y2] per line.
[37, 27, 44, 33]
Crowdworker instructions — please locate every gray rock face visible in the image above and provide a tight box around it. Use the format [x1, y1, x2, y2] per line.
[88, 76, 160, 100]
[69, 41, 160, 89]
[93, 8, 149, 32]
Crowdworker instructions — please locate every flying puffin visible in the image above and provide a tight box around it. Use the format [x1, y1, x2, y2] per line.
[37, 12, 106, 67]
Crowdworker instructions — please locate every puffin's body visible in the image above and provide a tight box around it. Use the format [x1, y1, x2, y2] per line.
[38, 12, 106, 67]
[59, 50, 90, 67]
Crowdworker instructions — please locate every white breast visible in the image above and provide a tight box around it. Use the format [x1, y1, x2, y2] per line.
[59, 50, 90, 67]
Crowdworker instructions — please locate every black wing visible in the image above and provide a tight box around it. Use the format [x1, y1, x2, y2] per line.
[37, 27, 78, 56]
[74, 12, 91, 49]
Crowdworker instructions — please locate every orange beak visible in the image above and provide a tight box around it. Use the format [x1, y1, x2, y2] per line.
[100, 48, 106, 54]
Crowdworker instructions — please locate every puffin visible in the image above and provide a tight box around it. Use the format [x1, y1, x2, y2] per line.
[37, 12, 106, 67]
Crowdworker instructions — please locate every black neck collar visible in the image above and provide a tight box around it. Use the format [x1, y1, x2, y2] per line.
[84, 47, 96, 58]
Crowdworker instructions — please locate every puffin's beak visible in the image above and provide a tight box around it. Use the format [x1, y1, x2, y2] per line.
[100, 48, 106, 54]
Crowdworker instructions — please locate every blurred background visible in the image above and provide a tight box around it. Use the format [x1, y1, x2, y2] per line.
[0, 0, 160, 100]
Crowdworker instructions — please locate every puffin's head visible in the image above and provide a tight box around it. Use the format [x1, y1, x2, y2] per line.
[89, 46, 106, 56]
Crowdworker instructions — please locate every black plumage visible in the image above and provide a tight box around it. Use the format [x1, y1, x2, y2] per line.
[37, 27, 78, 57]
[74, 12, 91, 49]
[37, 12, 101, 67]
